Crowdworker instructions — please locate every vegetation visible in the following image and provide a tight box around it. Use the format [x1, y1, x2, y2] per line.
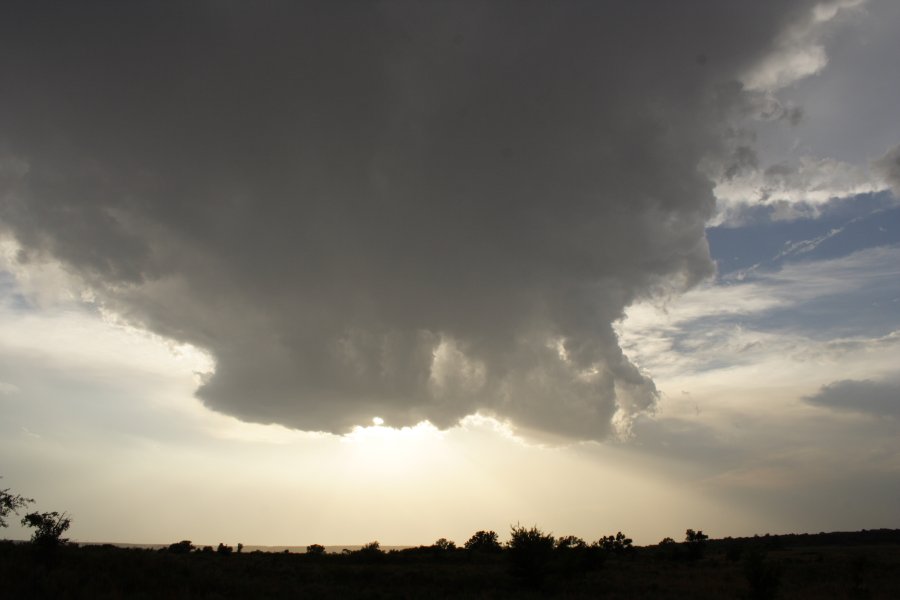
[507, 524, 556, 586]
[168, 540, 195, 554]
[433, 537, 456, 552]
[684, 528, 709, 560]
[464, 530, 501, 553]
[598, 531, 633, 554]
[0, 482, 33, 528]
[20, 510, 71, 550]
[216, 543, 233, 556]
[1, 529, 898, 598]
[2, 482, 900, 598]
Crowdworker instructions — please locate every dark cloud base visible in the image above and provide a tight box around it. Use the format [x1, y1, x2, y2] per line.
[0, 1, 819, 439]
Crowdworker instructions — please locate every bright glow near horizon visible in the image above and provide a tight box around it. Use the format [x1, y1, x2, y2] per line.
[2, 280, 894, 546]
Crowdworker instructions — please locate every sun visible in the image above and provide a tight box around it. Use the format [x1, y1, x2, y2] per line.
[341, 419, 444, 475]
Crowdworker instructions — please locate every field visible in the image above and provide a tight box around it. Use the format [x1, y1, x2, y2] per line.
[2, 530, 900, 598]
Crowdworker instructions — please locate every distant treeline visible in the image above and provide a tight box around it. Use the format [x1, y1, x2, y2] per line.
[711, 529, 900, 549]
[4, 482, 900, 598]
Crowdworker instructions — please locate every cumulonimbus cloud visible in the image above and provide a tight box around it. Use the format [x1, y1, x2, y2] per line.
[0, 1, 827, 440]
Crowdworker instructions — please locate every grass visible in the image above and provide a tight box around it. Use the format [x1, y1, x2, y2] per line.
[2, 530, 899, 598]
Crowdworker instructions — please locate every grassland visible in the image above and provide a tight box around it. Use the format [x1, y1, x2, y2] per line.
[2, 529, 899, 598]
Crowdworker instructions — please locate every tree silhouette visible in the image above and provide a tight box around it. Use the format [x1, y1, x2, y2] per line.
[216, 543, 233, 556]
[597, 531, 633, 554]
[354, 541, 385, 563]
[21, 511, 71, 549]
[306, 543, 326, 556]
[508, 524, 555, 587]
[554, 534, 600, 576]
[464, 530, 501, 552]
[0, 482, 33, 528]
[433, 537, 456, 551]
[555, 535, 587, 550]
[684, 529, 709, 560]
[657, 536, 680, 560]
[167, 540, 195, 554]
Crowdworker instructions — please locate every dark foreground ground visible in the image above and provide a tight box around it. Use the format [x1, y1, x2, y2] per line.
[3, 530, 900, 599]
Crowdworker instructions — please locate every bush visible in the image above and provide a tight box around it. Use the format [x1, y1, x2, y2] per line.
[684, 529, 709, 560]
[555, 535, 600, 575]
[433, 537, 456, 551]
[216, 543, 233, 556]
[464, 530, 501, 553]
[21, 511, 70, 549]
[306, 543, 326, 556]
[597, 531, 633, 554]
[0, 483, 33, 528]
[354, 541, 384, 562]
[555, 535, 586, 551]
[508, 524, 555, 586]
[657, 536, 681, 561]
[167, 540, 195, 554]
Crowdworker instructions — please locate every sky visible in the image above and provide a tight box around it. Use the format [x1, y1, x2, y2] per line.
[1, 0, 898, 547]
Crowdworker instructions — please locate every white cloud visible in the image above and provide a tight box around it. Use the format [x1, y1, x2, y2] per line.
[712, 155, 885, 224]
[705, 1, 900, 225]
[740, 0, 866, 92]
[618, 245, 900, 382]
[874, 144, 900, 198]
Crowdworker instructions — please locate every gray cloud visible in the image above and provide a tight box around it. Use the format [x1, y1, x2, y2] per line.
[806, 379, 900, 418]
[875, 144, 900, 198]
[0, 2, 821, 439]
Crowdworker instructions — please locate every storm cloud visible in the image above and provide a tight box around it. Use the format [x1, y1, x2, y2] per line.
[0, 1, 827, 439]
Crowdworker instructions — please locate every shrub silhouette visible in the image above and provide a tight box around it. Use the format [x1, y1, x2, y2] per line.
[216, 543, 233, 556]
[555, 535, 586, 550]
[354, 541, 385, 563]
[464, 530, 501, 553]
[684, 529, 709, 560]
[21, 511, 71, 549]
[0, 482, 33, 528]
[508, 524, 555, 587]
[167, 540, 195, 554]
[433, 537, 456, 551]
[597, 531, 633, 554]
[555, 534, 601, 575]
[657, 536, 680, 561]
[306, 543, 326, 556]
